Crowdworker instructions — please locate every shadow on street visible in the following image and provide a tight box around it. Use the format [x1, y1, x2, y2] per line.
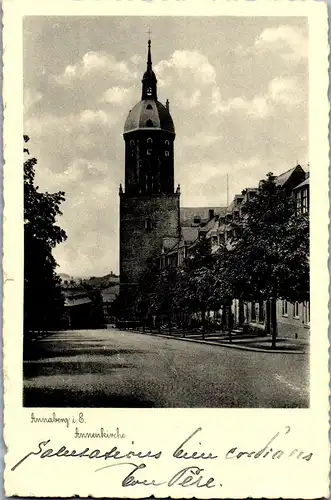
[23, 387, 155, 408]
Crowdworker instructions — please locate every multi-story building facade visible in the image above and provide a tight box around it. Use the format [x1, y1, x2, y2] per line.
[159, 165, 310, 340]
[227, 167, 310, 339]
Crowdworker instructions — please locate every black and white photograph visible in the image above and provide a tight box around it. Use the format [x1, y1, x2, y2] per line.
[4, 2, 330, 498]
[22, 15, 311, 409]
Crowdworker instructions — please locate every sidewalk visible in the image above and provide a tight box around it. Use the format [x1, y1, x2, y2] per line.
[124, 327, 309, 354]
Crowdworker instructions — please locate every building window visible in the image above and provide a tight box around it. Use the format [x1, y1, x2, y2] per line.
[303, 301, 310, 325]
[296, 188, 309, 215]
[146, 119, 153, 127]
[295, 192, 301, 214]
[165, 151, 169, 157]
[193, 216, 201, 224]
[147, 149, 152, 155]
[293, 302, 299, 319]
[145, 218, 153, 231]
[137, 159, 142, 174]
[146, 103, 153, 110]
[165, 140, 170, 145]
[147, 137, 153, 144]
[130, 140, 135, 147]
[302, 188, 308, 213]
[282, 300, 288, 316]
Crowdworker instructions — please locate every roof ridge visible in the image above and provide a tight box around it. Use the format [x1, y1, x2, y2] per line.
[276, 165, 299, 178]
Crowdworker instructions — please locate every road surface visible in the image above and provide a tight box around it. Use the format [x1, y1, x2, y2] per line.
[23, 329, 309, 408]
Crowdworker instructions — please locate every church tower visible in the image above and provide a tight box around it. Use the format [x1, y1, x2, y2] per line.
[119, 39, 180, 301]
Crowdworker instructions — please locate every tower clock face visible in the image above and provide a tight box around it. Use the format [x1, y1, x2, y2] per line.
[147, 87, 152, 96]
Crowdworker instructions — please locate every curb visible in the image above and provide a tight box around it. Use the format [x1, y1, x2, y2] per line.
[123, 329, 308, 354]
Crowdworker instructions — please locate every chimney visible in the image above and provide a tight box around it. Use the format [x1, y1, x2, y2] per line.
[209, 209, 215, 220]
[166, 99, 170, 111]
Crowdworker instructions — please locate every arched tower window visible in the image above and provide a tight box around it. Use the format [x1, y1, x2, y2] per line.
[147, 149, 152, 156]
[130, 140, 135, 147]
[165, 151, 169, 157]
[146, 119, 153, 127]
[147, 87, 152, 96]
[165, 140, 170, 145]
[147, 137, 153, 144]
[137, 160, 142, 175]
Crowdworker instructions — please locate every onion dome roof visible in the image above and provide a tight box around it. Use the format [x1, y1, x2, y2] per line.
[124, 99, 175, 134]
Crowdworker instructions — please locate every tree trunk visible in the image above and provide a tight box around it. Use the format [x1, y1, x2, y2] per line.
[271, 291, 277, 348]
[201, 310, 205, 340]
[265, 299, 271, 336]
[222, 305, 227, 332]
[228, 305, 232, 343]
[238, 300, 244, 327]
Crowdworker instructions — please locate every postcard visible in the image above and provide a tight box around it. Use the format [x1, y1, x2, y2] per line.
[3, 0, 329, 497]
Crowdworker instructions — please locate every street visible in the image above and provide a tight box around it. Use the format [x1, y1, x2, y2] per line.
[23, 329, 309, 408]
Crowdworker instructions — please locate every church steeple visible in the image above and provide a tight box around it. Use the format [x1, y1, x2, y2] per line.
[141, 39, 157, 101]
[147, 38, 152, 70]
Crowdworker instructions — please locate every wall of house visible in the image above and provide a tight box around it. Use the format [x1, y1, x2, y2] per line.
[239, 299, 310, 339]
[276, 300, 310, 339]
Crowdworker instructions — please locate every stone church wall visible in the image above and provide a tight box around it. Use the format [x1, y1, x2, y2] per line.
[120, 193, 180, 286]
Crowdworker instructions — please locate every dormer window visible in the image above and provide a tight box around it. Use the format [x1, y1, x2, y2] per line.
[233, 210, 239, 222]
[146, 104, 153, 110]
[146, 119, 153, 127]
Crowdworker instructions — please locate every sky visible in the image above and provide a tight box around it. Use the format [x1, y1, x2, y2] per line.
[23, 16, 308, 277]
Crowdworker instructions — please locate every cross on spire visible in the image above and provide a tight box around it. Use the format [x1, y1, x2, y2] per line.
[147, 26, 152, 40]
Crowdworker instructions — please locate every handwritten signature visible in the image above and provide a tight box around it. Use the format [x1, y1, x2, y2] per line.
[11, 426, 312, 488]
[95, 462, 218, 488]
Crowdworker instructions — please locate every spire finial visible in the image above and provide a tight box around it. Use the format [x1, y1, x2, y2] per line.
[141, 33, 157, 100]
[147, 34, 152, 70]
